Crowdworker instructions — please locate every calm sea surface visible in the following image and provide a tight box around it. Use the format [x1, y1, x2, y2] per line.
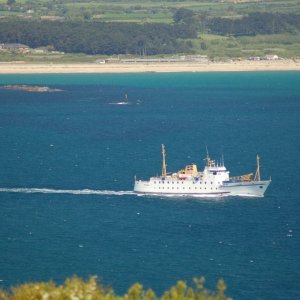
[0, 72, 299, 299]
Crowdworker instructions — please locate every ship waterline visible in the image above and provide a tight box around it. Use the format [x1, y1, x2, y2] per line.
[134, 145, 271, 197]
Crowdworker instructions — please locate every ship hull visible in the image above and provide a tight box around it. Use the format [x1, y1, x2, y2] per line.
[219, 180, 271, 197]
[134, 179, 271, 198]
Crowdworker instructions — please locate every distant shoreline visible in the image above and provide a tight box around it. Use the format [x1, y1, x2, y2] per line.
[0, 60, 299, 74]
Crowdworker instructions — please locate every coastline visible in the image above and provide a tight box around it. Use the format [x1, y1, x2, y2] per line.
[0, 60, 299, 74]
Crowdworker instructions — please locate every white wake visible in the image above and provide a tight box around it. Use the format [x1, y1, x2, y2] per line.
[0, 188, 229, 199]
[0, 187, 135, 196]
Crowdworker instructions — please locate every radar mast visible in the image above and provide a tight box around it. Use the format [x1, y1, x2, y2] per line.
[161, 144, 167, 177]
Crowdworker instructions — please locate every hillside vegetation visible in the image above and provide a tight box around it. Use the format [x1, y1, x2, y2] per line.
[1, 0, 300, 23]
[0, 276, 231, 300]
[0, 0, 300, 59]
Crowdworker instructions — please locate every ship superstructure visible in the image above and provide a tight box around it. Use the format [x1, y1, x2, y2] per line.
[134, 145, 271, 197]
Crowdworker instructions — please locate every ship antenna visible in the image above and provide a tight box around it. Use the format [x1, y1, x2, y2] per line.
[161, 144, 167, 177]
[254, 154, 261, 181]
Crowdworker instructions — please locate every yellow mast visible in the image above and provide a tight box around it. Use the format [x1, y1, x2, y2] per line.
[161, 144, 167, 177]
[254, 154, 261, 181]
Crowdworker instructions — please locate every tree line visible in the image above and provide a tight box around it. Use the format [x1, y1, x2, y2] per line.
[0, 20, 196, 55]
[174, 9, 300, 36]
[1, 11, 299, 55]
[209, 12, 300, 36]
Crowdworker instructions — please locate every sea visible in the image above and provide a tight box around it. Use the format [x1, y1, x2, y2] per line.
[0, 72, 299, 300]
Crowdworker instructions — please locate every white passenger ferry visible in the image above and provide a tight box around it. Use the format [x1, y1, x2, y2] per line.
[134, 145, 271, 197]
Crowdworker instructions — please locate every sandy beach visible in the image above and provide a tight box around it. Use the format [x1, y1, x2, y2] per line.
[0, 60, 299, 74]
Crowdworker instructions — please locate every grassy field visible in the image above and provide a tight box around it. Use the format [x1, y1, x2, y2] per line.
[1, 0, 300, 22]
[198, 33, 300, 59]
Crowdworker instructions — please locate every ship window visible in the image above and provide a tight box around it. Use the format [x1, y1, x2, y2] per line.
[213, 172, 217, 175]
[159, 181, 161, 184]
[205, 182, 207, 184]
[189, 187, 191, 189]
[154, 181, 156, 184]
[211, 182, 213, 184]
[260, 186, 263, 189]
[167, 181, 169, 184]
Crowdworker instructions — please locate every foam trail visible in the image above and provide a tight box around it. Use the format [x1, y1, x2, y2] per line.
[0, 187, 135, 196]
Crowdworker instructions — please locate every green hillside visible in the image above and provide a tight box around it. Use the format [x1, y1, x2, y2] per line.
[0, 0, 299, 60]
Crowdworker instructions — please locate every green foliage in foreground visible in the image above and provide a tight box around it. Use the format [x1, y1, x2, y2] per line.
[0, 276, 231, 300]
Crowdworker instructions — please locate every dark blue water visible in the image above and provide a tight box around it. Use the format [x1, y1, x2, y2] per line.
[0, 72, 299, 299]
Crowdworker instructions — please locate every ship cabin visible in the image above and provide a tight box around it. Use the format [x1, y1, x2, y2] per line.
[176, 164, 198, 179]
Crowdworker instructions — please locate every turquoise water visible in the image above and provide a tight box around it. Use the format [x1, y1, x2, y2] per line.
[0, 72, 299, 299]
